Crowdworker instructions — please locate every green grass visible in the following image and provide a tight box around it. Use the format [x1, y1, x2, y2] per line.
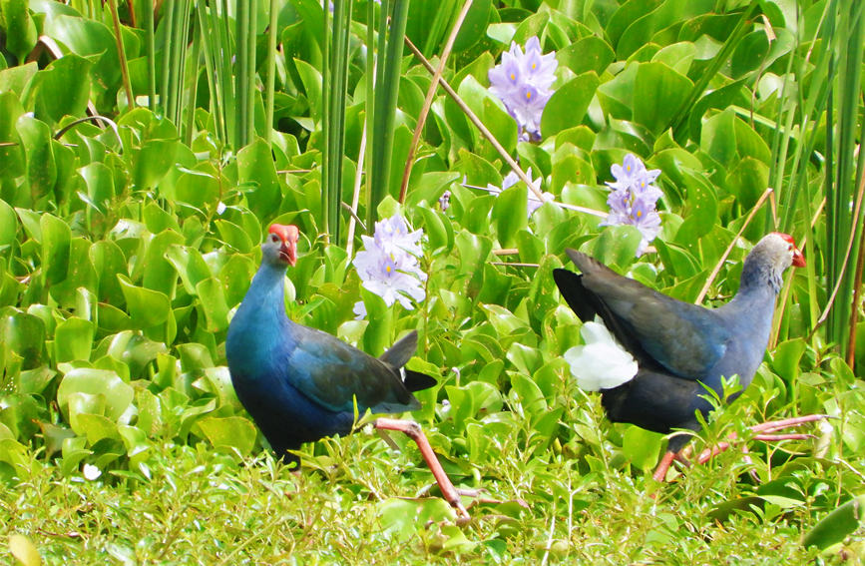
[2, 378, 862, 565]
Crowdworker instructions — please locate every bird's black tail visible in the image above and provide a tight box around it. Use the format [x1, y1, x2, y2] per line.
[403, 369, 437, 392]
[379, 330, 437, 392]
[379, 330, 418, 367]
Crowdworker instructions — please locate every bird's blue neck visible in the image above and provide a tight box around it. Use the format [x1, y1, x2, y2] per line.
[238, 261, 290, 324]
[739, 252, 782, 295]
[226, 261, 293, 376]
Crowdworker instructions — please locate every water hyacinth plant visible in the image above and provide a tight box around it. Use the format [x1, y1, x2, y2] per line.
[352, 213, 427, 315]
[486, 168, 554, 217]
[488, 37, 558, 141]
[601, 154, 664, 255]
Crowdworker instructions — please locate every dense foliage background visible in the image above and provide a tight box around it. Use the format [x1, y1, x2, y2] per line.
[0, 0, 863, 563]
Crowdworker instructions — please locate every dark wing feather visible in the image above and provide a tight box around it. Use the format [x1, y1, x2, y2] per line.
[557, 249, 731, 380]
[285, 326, 420, 414]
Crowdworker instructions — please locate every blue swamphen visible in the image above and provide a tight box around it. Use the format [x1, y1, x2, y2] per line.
[554, 232, 825, 481]
[226, 224, 470, 521]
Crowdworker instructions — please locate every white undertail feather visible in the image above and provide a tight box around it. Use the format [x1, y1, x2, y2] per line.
[563, 316, 638, 391]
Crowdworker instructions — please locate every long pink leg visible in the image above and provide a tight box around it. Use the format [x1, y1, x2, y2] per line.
[656, 414, 830, 482]
[652, 450, 677, 482]
[374, 417, 471, 524]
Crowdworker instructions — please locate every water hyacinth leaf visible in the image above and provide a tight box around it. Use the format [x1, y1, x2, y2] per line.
[592, 225, 642, 270]
[615, 0, 714, 59]
[57, 368, 133, 423]
[0, 0, 37, 64]
[622, 426, 663, 471]
[449, 0, 492, 53]
[675, 171, 717, 244]
[491, 184, 528, 248]
[74, 412, 121, 445]
[730, 30, 770, 79]
[143, 202, 180, 234]
[700, 108, 737, 168]
[416, 207, 451, 252]
[89, 240, 128, 306]
[195, 278, 230, 332]
[632, 62, 693, 136]
[175, 164, 221, 210]
[117, 424, 150, 461]
[17, 366, 56, 396]
[220, 255, 258, 309]
[237, 139, 282, 220]
[770, 338, 807, 384]
[0, 63, 37, 100]
[0, 394, 43, 440]
[558, 36, 615, 77]
[0, 93, 25, 178]
[16, 114, 57, 202]
[540, 72, 600, 138]
[141, 230, 183, 298]
[200, 367, 242, 411]
[378, 498, 456, 541]
[216, 220, 255, 253]
[802, 495, 865, 550]
[652, 42, 697, 76]
[118, 276, 171, 329]
[732, 116, 771, 165]
[481, 97, 518, 156]
[49, 238, 98, 310]
[510, 372, 546, 417]
[165, 245, 212, 296]
[78, 162, 115, 213]
[725, 156, 768, 210]
[54, 317, 94, 363]
[196, 416, 257, 456]
[22, 54, 92, 126]
[133, 139, 178, 191]
[1, 309, 45, 370]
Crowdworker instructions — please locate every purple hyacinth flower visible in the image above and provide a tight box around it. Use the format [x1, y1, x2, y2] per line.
[352, 213, 427, 312]
[601, 154, 664, 256]
[489, 36, 558, 142]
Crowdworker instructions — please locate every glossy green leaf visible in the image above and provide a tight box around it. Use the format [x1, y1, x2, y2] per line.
[22, 54, 92, 125]
[54, 317, 94, 363]
[196, 278, 230, 332]
[118, 276, 171, 329]
[491, 184, 528, 248]
[0, 0, 37, 63]
[633, 62, 693, 136]
[57, 368, 134, 423]
[196, 416, 257, 456]
[16, 114, 57, 202]
[802, 496, 865, 550]
[541, 72, 600, 138]
[237, 139, 282, 220]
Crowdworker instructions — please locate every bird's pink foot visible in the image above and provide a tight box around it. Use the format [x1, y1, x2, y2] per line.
[654, 415, 831, 482]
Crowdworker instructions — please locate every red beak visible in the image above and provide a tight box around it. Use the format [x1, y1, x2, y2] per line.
[792, 246, 806, 268]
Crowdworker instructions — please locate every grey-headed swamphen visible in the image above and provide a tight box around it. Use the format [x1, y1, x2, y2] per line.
[226, 224, 470, 521]
[553, 232, 826, 481]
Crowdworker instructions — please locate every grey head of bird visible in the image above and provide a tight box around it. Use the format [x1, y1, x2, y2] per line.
[743, 232, 806, 292]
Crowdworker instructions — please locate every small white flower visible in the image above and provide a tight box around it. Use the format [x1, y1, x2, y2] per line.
[564, 316, 637, 391]
[83, 464, 102, 481]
